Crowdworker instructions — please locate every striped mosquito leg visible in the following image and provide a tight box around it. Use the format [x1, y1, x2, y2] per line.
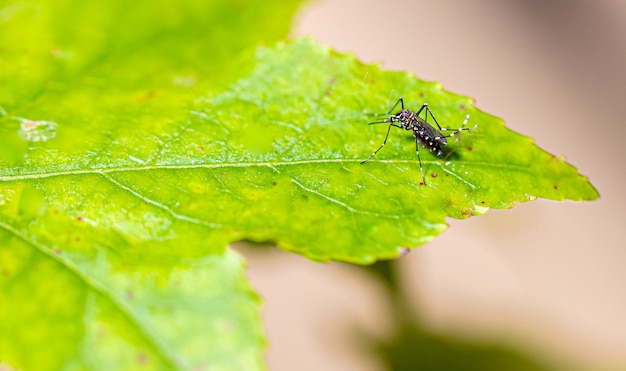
[415, 140, 426, 185]
[361, 123, 399, 164]
[442, 114, 474, 139]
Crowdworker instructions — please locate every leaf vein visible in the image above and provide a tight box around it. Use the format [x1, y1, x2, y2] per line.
[0, 159, 533, 182]
[290, 177, 399, 220]
[100, 172, 223, 229]
[0, 219, 181, 369]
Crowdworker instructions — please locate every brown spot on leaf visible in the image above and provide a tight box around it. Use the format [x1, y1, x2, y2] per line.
[138, 91, 157, 100]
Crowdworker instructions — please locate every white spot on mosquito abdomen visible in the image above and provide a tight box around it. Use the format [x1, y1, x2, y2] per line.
[18, 118, 58, 142]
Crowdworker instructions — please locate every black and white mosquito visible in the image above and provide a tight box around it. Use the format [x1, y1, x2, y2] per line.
[361, 97, 474, 185]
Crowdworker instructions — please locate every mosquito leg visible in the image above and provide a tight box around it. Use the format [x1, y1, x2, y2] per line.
[415, 103, 444, 133]
[368, 119, 390, 126]
[415, 103, 428, 118]
[367, 97, 405, 118]
[441, 114, 473, 139]
[361, 123, 401, 164]
[417, 104, 444, 132]
[391, 97, 404, 112]
[415, 140, 426, 186]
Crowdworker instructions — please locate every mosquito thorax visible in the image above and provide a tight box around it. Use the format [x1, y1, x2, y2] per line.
[396, 110, 415, 122]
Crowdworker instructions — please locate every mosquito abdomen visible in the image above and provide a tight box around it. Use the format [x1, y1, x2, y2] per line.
[414, 129, 446, 157]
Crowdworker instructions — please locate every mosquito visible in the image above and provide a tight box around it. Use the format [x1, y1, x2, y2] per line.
[361, 97, 474, 185]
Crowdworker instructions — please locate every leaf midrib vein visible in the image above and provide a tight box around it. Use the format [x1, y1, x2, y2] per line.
[0, 158, 531, 181]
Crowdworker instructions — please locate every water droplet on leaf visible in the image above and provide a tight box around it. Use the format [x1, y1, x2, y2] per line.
[18, 119, 58, 142]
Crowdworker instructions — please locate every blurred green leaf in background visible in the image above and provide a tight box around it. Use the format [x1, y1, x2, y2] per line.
[0, 0, 597, 370]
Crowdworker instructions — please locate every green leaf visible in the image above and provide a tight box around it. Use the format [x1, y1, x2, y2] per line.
[0, 0, 598, 369]
[0, 0, 302, 370]
[194, 40, 596, 264]
[0, 227, 263, 370]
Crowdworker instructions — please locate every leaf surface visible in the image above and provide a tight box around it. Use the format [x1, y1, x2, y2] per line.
[0, 1, 598, 370]
[0, 0, 301, 370]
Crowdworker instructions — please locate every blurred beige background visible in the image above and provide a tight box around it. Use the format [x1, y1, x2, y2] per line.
[238, 0, 626, 370]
